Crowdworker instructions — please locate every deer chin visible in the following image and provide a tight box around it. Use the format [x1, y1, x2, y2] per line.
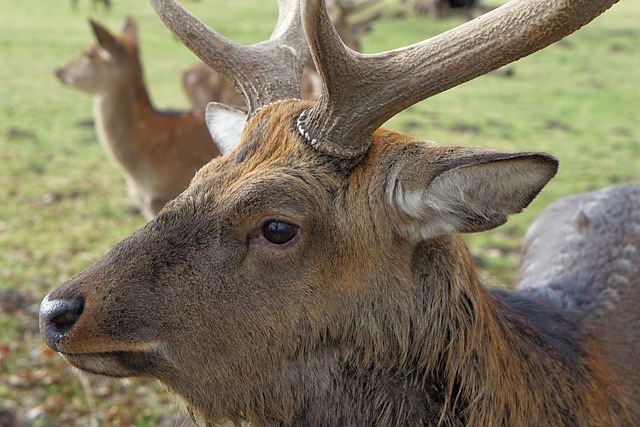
[59, 342, 168, 377]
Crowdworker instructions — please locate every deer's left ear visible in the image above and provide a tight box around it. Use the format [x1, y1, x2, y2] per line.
[388, 146, 558, 240]
[205, 103, 246, 156]
[90, 20, 119, 53]
[122, 16, 137, 39]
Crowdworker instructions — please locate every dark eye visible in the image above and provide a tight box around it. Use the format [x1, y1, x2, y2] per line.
[262, 220, 298, 245]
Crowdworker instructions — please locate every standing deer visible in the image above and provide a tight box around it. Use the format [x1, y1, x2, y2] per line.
[55, 17, 220, 220]
[181, 0, 382, 110]
[41, 0, 639, 425]
[181, 62, 247, 111]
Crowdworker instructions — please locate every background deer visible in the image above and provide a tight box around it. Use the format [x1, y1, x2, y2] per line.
[180, 0, 382, 111]
[181, 62, 247, 111]
[41, 0, 639, 425]
[54, 17, 220, 220]
[329, 0, 382, 53]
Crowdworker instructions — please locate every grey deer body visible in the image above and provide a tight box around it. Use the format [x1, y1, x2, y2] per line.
[41, 0, 639, 425]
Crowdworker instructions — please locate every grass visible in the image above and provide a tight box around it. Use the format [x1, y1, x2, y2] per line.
[0, 0, 638, 425]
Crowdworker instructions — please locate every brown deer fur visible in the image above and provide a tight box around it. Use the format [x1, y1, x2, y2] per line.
[55, 18, 219, 219]
[41, 1, 639, 426]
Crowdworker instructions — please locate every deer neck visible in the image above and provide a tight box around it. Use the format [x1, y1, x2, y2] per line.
[405, 236, 613, 425]
[92, 66, 155, 171]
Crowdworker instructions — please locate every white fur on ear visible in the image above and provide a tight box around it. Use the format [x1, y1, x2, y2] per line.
[97, 47, 114, 63]
[391, 152, 558, 240]
[205, 102, 247, 156]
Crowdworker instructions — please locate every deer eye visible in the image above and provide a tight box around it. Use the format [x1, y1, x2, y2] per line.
[262, 220, 298, 245]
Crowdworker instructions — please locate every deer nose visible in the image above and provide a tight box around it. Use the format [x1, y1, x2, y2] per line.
[53, 68, 69, 84]
[39, 293, 84, 350]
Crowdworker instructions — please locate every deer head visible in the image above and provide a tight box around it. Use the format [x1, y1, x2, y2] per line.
[55, 17, 139, 95]
[41, 0, 620, 424]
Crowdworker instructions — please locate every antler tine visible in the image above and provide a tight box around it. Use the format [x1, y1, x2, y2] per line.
[150, 0, 308, 115]
[300, 0, 619, 159]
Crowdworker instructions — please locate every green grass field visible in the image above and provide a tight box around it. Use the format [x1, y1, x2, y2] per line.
[1, 0, 638, 425]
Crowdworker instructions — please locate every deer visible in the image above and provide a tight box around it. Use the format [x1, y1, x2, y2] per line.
[54, 17, 220, 220]
[181, 62, 247, 111]
[330, 0, 382, 53]
[40, 0, 639, 425]
[181, 0, 382, 111]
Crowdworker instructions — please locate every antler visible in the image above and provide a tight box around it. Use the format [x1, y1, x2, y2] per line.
[150, 0, 309, 115]
[299, 0, 619, 159]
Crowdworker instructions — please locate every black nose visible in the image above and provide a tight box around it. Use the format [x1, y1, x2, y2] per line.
[39, 293, 84, 350]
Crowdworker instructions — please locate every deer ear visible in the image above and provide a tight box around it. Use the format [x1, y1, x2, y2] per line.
[390, 148, 558, 239]
[122, 16, 137, 40]
[89, 20, 118, 53]
[205, 102, 246, 156]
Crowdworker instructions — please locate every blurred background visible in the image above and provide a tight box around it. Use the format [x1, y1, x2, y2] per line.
[0, 0, 638, 425]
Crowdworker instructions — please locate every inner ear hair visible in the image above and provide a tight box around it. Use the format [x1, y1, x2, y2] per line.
[391, 149, 558, 238]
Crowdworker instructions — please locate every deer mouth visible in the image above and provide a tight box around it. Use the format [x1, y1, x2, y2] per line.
[60, 348, 162, 377]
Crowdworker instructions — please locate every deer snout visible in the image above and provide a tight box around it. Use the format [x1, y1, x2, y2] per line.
[54, 67, 70, 84]
[39, 293, 84, 351]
